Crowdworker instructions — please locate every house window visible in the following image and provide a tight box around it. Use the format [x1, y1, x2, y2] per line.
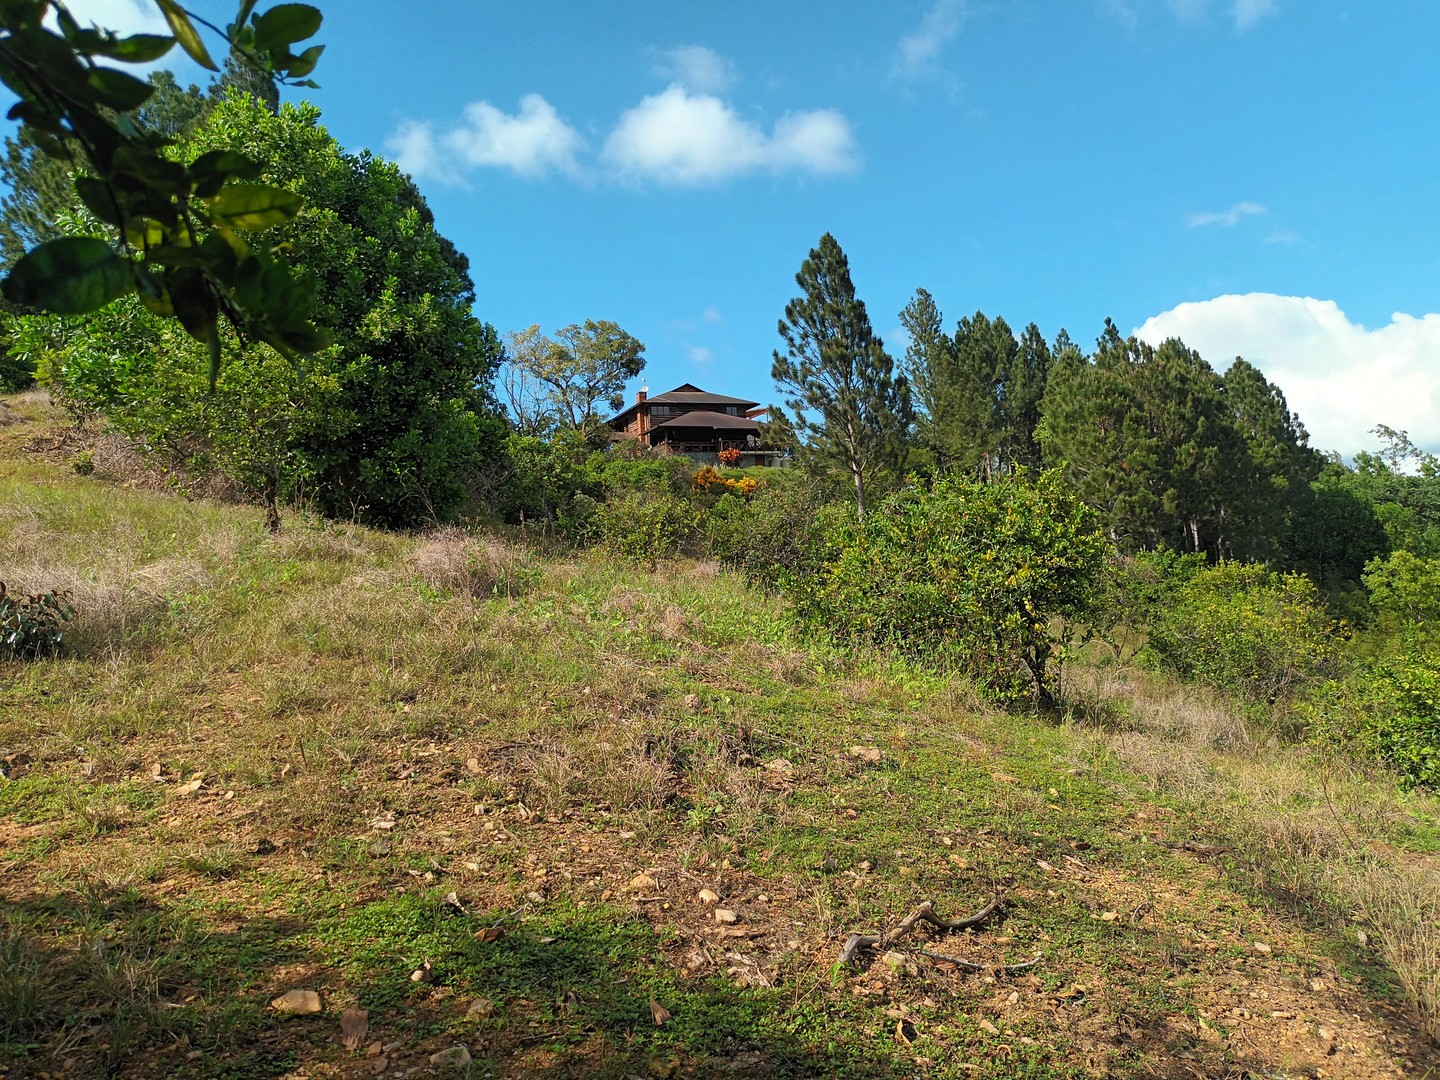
[726, 406, 738, 415]
[651, 406, 677, 418]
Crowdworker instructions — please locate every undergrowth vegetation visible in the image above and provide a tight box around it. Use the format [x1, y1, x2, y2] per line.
[3, 398, 1440, 1077]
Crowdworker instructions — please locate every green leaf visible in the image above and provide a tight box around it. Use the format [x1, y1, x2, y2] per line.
[86, 67, 156, 111]
[90, 33, 177, 63]
[2, 238, 132, 314]
[155, 0, 218, 70]
[207, 184, 303, 230]
[252, 3, 322, 52]
[73, 176, 126, 227]
[284, 42, 324, 79]
[190, 149, 263, 197]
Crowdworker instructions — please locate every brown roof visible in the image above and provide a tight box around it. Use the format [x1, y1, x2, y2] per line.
[650, 410, 761, 432]
[609, 382, 762, 428]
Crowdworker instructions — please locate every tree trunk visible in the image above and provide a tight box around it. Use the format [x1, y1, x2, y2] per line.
[263, 475, 282, 534]
[852, 465, 867, 519]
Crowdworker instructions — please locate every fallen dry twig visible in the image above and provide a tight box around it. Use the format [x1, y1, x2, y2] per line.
[838, 897, 1016, 967]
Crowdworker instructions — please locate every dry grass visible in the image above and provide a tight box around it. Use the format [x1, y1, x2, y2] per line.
[405, 525, 535, 599]
[1075, 660, 1440, 1042]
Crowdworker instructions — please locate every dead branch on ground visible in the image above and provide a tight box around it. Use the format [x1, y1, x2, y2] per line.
[838, 897, 1039, 974]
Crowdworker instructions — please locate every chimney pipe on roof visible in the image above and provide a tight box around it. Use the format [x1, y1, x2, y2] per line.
[637, 389, 647, 403]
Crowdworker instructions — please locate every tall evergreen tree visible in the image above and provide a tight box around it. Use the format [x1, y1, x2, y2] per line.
[1040, 321, 1246, 556]
[898, 287, 961, 469]
[773, 233, 911, 517]
[212, 47, 282, 114]
[1221, 357, 1321, 560]
[998, 322, 1051, 471]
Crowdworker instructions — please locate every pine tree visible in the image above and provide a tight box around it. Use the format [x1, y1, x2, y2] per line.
[898, 287, 960, 470]
[997, 322, 1051, 471]
[212, 47, 282, 114]
[773, 233, 911, 517]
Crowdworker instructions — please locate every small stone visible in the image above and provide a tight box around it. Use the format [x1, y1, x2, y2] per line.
[1253, 942, 1272, 955]
[629, 873, 658, 892]
[849, 745, 882, 763]
[429, 1045, 472, 1068]
[270, 989, 322, 1014]
[365, 1042, 383, 1057]
[882, 950, 909, 971]
[1310, 978, 1327, 992]
[714, 909, 739, 924]
[978, 1018, 1001, 1036]
[467, 997, 494, 1019]
[697, 888, 720, 904]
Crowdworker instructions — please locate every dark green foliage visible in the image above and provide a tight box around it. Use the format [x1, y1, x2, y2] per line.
[0, 324, 33, 390]
[898, 290, 1050, 479]
[1222, 358, 1322, 561]
[705, 477, 833, 591]
[0, 581, 74, 658]
[1304, 652, 1440, 789]
[1283, 475, 1390, 587]
[1039, 323, 1318, 564]
[784, 471, 1108, 706]
[773, 234, 911, 517]
[1143, 561, 1337, 707]
[33, 96, 504, 529]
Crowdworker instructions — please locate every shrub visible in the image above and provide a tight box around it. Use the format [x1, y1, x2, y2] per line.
[591, 490, 703, 563]
[1304, 652, 1440, 789]
[704, 478, 837, 591]
[0, 581, 74, 658]
[784, 471, 1108, 705]
[1143, 561, 1336, 706]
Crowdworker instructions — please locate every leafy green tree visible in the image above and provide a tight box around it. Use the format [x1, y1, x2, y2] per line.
[785, 470, 1108, 707]
[1144, 560, 1337, 707]
[773, 233, 911, 517]
[1283, 474, 1390, 587]
[0, 1, 327, 378]
[30, 95, 504, 529]
[504, 320, 645, 433]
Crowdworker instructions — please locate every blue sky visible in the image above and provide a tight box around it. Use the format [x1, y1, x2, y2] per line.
[47, 2, 1440, 455]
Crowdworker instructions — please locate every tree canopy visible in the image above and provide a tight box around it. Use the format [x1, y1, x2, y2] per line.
[26, 94, 504, 528]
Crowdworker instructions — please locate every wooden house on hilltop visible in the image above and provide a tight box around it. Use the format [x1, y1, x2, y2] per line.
[607, 383, 787, 466]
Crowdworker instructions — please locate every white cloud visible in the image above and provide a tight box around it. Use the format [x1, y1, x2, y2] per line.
[1135, 294, 1440, 457]
[1233, 0, 1278, 30]
[653, 45, 736, 94]
[687, 345, 714, 366]
[386, 94, 584, 183]
[701, 306, 723, 324]
[602, 86, 856, 185]
[1187, 200, 1267, 228]
[1167, 0, 1207, 20]
[892, 0, 971, 79]
[63, 0, 168, 35]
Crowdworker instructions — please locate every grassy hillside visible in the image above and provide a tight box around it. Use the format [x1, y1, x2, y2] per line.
[2, 396, 1438, 1079]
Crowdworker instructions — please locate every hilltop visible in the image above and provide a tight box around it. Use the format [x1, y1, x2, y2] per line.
[1, 396, 1437, 1079]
